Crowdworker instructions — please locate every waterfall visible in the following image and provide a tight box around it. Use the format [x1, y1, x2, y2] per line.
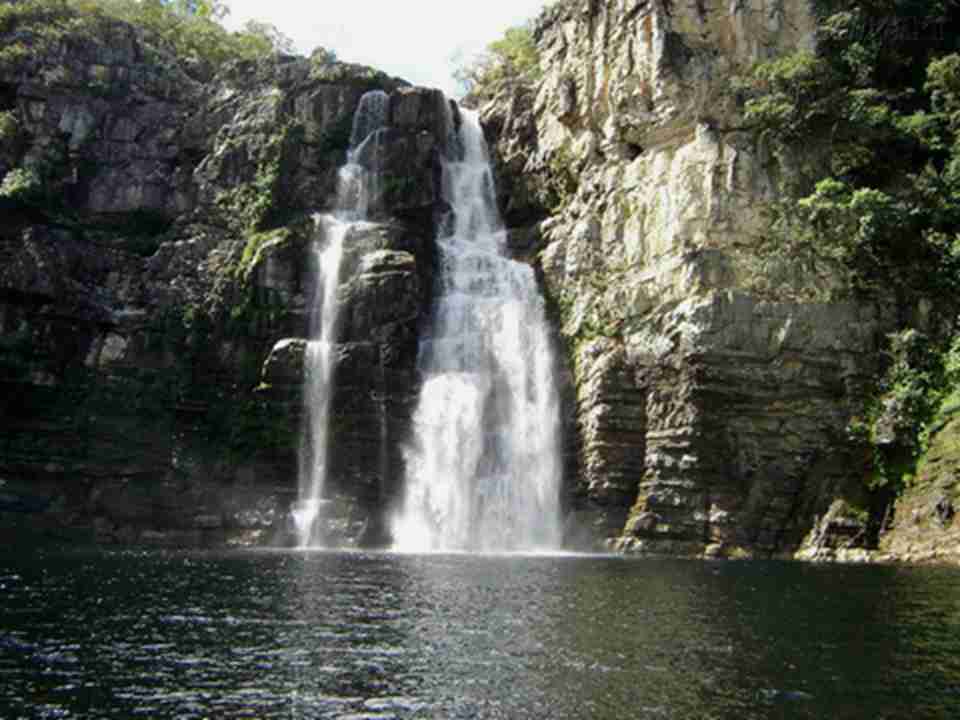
[393, 104, 563, 553]
[293, 90, 389, 548]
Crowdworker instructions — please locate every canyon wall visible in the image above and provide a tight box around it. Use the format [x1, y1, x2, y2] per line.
[0, 11, 447, 545]
[483, 0, 890, 556]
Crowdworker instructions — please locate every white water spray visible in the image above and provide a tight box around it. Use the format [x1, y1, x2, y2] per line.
[294, 90, 389, 548]
[393, 106, 563, 552]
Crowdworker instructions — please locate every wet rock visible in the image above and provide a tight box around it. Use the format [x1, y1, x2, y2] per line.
[261, 339, 307, 386]
[389, 87, 447, 136]
[341, 250, 420, 342]
[503, 226, 543, 259]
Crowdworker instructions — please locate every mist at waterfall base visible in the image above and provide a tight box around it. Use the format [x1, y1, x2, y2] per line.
[293, 91, 389, 548]
[4, 546, 960, 719]
[393, 107, 562, 553]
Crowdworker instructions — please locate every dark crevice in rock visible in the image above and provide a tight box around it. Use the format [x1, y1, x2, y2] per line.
[663, 32, 694, 73]
[0, 82, 16, 111]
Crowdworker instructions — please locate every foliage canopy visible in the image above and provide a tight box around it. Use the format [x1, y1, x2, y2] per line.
[0, 0, 295, 74]
[455, 21, 541, 98]
[743, 0, 960, 298]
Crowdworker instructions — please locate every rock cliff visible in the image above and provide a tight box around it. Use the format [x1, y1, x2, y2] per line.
[4, 0, 958, 561]
[482, 0, 892, 557]
[0, 6, 446, 546]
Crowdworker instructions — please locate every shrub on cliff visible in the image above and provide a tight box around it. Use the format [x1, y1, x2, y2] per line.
[743, 1, 960, 299]
[742, 0, 960, 491]
[455, 21, 541, 100]
[0, 0, 293, 76]
[0, 167, 40, 205]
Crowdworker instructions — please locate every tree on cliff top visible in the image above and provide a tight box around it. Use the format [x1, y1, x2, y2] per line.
[455, 20, 541, 99]
[0, 0, 295, 73]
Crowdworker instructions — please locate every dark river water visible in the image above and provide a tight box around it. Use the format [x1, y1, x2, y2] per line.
[1, 547, 960, 719]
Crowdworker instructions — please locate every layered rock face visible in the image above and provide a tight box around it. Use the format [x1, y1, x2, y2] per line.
[1, 1, 914, 557]
[0, 12, 446, 545]
[483, 0, 885, 556]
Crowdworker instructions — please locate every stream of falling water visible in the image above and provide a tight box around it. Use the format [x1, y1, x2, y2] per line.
[393, 104, 563, 552]
[293, 90, 388, 548]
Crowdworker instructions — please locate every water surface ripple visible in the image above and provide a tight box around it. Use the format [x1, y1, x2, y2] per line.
[1, 548, 959, 718]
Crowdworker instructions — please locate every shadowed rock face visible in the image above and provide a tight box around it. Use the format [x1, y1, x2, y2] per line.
[480, 0, 889, 557]
[0, 11, 446, 547]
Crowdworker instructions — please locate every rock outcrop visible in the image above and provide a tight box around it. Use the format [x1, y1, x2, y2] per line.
[482, 0, 889, 556]
[0, 8, 443, 546]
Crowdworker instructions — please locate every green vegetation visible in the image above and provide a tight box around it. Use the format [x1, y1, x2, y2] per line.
[309, 46, 338, 67]
[0, 132, 72, 212]
[0, 167, 40, 202]
[0, 41, 29, 69]
[741, 0, 960, 493]
[456, 20, 542, 98]
[744, 0, 960, 300]
[237, 226, 292, 281]
[0, 0, 293, 75]
[0, 2, 321, 472]
[847, 330, 956, 491]
[214, 122, 298, 233]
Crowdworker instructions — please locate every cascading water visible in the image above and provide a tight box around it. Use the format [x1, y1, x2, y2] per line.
[293, 90, 389, 548]
[393, 104, 563, 552]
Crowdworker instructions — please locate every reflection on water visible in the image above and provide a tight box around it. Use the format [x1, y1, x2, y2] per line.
[1, 547, 959, 718]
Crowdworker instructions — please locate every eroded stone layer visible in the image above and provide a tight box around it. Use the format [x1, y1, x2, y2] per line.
[482, 0, 886, 555]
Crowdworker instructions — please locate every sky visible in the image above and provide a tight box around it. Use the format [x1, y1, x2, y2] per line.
[223, 1, 551, 97]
